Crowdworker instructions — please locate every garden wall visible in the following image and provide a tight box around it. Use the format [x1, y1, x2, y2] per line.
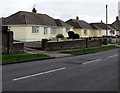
[42, 39, 102, 51]
[2, 26, 24, 54]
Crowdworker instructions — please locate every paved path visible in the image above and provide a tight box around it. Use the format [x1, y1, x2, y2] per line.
[24, 47, 72, 58]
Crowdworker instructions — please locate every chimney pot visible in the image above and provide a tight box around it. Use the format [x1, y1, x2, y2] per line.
[76, 16, 79, 20]
[32, 7, 37, 13]
[116, 16, 119, 21]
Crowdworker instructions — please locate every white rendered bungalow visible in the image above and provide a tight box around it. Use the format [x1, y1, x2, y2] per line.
[2, 8, 73, 42]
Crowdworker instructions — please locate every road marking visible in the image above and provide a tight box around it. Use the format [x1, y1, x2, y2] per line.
[82, 59, 102, 65]
[108, 54, 118, 58]
[13, 67, 66, 81]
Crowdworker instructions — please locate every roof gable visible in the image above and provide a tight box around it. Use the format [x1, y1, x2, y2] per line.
[55, 19, 72, 27]
[90, 22, 109, 30]
[66, 19, 92, 29]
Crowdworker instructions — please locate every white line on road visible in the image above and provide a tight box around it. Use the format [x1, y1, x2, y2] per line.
[13, 67, 66, 81]
[82, 59, 102, 65]
[108, 54, 118, 58]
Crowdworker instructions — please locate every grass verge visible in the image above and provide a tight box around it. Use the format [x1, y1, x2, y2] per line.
[60, 45, 119, 55]
[1, 54, 51, 65]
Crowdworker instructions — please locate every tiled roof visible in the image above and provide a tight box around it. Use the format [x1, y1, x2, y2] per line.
[112, 20, 120, 30]
[90, 22, 112, 30]
[66, 19, 93, 29]
[2, 11, 71, 27]
[55, 19, 72, 27]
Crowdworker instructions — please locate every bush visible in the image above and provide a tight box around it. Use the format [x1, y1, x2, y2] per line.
[73, 34, 80, 39]
[68, 31, 74, 39]
[68, 31, 80, 39]
[56, 34, 64, 39]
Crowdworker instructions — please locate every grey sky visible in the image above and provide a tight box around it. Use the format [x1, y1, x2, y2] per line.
[1, 0, 120, 23]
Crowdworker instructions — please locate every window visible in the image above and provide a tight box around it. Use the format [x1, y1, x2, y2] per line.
[66, 28, 70, 33]
[99, 30, 101, 34]
[32, 26, 39, 34]
[110, 30, 115, 35]
[44, 27, 48, 35]
[84, 30, 87, 35]
[51, 28, 57, 34]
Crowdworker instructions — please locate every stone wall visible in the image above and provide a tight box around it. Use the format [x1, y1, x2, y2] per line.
[12, 43, 24, 54]
[2, 26, 24, 54]
[42, 39, 102, 51]
[2, 31, 13, 54]
[24, 41, 42, 49]
[108, 37, 120, 44]
[87, 39, 102, 48]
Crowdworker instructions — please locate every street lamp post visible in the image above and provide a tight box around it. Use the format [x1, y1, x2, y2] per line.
[106, 4, 108, 45]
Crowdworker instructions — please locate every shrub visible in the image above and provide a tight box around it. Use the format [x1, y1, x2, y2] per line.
[73, 34, 80, 39]
[56, 34, 64, 39]
[68, 31, 74, 39]
[68, 31, 80, 39]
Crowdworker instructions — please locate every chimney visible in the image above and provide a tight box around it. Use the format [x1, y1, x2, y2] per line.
[76, 16, 79, 20]
[101, 20, 103, 23]
[32, 7, 37, 13]
[116, 16, 119, 21]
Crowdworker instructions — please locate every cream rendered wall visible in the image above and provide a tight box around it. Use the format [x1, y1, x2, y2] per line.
[58, 27, 67, 37]
[87, 29, 92, 37]
[93, 29, 102, 37]
[73, 29, 92, 38]
[57, 27, 73, 37]
[48, 27, 58, 39]
[73, 29, 81, 36]
[26, 26, 58, 41]
[9, 25, 73, 42]
[26, 26, 43, 41]
[8, 26, 27, 41]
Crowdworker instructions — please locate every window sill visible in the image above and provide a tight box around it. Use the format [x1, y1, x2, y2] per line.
[32, 33, 39, 35]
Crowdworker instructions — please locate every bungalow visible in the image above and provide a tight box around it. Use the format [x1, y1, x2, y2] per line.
[90, 21, 117, 37]
[112, 16, 120, 36]
[2, 8, 73, 42]
[66, 17, 93, 38]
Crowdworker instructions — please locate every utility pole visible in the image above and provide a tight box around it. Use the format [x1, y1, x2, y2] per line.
[106, 4, 108, 45]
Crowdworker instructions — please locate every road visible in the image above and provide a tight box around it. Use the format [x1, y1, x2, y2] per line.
[2, 49, 119, 91]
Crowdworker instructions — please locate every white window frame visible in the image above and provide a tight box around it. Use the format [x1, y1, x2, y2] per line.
[32, 26, 39, 34]
[44, 27, 48, 35]
[50, 28, 57, 34]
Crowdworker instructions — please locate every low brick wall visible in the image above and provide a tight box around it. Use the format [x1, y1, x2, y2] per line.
[42, 39, 102, 51]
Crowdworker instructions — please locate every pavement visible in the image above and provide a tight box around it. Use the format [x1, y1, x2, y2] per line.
[24, 47, 72, 58]
[2, 48, 119, 91]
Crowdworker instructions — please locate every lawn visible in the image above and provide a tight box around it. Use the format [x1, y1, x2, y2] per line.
[1, 54, 51, 65]
[60, 45, 119, 55]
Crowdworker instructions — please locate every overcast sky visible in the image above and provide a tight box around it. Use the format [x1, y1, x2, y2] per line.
[1, 0, 120, 23]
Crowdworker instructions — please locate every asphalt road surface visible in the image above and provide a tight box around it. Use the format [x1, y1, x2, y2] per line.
[2, 49, 119, 91]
